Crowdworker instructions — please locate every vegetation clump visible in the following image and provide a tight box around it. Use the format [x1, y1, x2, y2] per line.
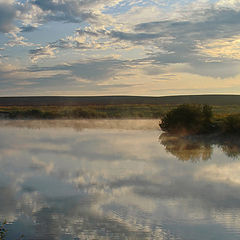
[160, 104, 215, 134]
[160, 104, 240, 136]
[222, 115, 240, 135]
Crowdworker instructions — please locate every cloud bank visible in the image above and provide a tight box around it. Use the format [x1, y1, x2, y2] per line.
[0, 0, 240, 95]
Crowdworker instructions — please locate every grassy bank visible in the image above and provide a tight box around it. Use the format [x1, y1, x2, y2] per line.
[0, 104, 240, 120]
[0, 104, 173, 119]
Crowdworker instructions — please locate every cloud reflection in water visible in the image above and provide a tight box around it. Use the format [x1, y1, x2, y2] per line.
[0, 120, 240, 239]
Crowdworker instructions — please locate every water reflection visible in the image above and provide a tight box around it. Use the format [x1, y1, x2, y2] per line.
[221, 139, 240, 159]
[0, 120, 240, 239]
[160, 133, 240, 161]
[159, 133, 212, 162]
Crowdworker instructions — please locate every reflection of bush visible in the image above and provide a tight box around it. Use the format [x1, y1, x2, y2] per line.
[0, 221, 7, 240]
[220, 137, 240, 159]
[222, 145, 240, 158]
[0, 221, 24, 240]
[159, 133, 212, 162]
[160, 133, 240, 161]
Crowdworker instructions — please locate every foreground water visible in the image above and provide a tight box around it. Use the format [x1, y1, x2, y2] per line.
[0, 120, 240, 240]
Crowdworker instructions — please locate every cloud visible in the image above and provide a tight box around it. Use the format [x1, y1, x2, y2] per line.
[0, 62, 71, 95]
[31, 0, 120, 24]
[0, 3, 16, 33]
[5, 31, 35, 47]
[49, 35, 96, 50]
[43, 2, 240, 78]
[30, 157, 54, 174]
[20, 24, 37, 32]
[134, 9, 240, 47]
[129, 7, 240, 78]
[110, 30, 164, 42]
[2, 0, 240, 95]
[197, 35, 240, 60]
[216, 0, 240, 8]
[29, 45, 57, 62]
[32, 0, 95, 23]
[0, 1, 37, 33]
[30, 58, 127, 81]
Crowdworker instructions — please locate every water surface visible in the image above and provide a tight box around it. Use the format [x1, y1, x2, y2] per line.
[0, 120, 240, 240]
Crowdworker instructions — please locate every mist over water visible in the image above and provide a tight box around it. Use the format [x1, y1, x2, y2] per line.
[0, 120, 240, 240]
[0, 119, 160, 130]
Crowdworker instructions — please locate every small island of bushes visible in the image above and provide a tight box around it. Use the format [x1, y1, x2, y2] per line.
[160, 104, 240, 136]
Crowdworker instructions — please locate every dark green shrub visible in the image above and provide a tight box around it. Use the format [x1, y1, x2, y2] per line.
[160, 104, 202, 134]
[160, 104, 214, 134]
[223, 115, 240, 134]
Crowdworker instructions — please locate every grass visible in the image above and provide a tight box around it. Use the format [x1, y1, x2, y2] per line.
[0, 104, 240, 120]
[0, 104, 174, 119]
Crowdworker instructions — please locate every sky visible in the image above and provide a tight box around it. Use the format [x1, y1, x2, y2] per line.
[0, 0, 240, 96]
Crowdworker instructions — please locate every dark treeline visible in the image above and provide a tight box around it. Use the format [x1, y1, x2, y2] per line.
[1, 95, 240, 106]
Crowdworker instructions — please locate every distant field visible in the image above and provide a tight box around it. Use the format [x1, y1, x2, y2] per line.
[0, 95, 240, 106]
[0, 95, 240, 119]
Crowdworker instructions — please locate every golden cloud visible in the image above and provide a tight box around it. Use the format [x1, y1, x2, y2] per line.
[197, 35, 240, 60]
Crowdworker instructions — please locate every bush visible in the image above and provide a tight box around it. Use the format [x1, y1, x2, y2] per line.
[160, 104, 214, 134]
[222, 115, 240, 135]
